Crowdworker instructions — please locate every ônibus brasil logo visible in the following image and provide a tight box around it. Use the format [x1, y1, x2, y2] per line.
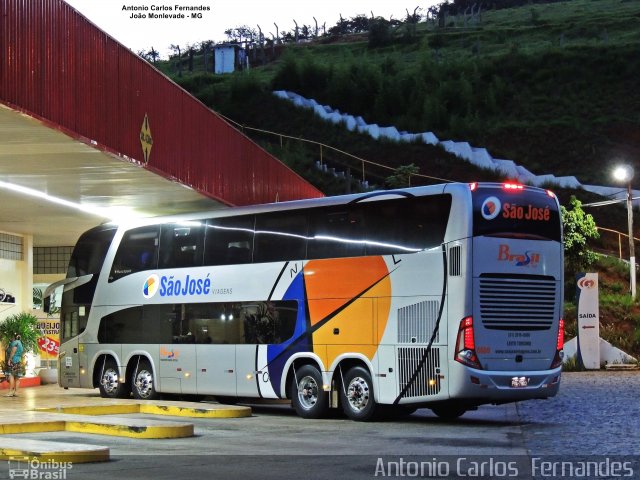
[143, 273, 213, 299]
[481, 196, 502, 220]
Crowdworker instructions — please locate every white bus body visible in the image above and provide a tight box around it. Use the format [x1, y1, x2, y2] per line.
[48, 183, 564, 420]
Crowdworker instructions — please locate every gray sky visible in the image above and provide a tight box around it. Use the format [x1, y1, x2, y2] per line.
[64, 0, 435, 57]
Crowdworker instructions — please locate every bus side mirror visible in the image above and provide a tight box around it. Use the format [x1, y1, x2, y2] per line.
[43, 296, 51, 314]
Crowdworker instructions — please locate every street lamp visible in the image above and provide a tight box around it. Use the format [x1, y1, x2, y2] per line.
[613, 165, 635, 298]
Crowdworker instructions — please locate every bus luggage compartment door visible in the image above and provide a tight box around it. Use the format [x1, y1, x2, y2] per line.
[196, 345, 236, 396]
[158, 344, 196, 394]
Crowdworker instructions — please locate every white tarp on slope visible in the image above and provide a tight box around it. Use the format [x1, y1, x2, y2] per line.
[274, 90, 638, 200]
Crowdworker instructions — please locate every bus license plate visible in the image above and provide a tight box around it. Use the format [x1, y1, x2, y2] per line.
[511, 377, 529, 388]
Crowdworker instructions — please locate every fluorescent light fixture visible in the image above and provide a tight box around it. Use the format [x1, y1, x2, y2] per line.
[0, 180, 144, 222]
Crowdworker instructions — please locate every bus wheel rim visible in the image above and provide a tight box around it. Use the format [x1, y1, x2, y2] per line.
[347, 376, 370, 412]
[297, 375, 318, 410]
[102, 369, 119, 394]
[135, 370, 154, 398]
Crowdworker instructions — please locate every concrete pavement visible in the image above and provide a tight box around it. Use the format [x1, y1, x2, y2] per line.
[0, 384, 250, 463]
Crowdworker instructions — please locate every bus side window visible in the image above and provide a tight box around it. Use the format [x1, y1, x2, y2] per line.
[109, 226, 159, 282]
[307, 208, 366, 259]
[364, 195, 452, 255]
[185, 301, 298, 345]
[159, 224, 205, 269]
[204, 216, 255, 266]
[253, 212, 308, 263]
[240, 301, 298, 344]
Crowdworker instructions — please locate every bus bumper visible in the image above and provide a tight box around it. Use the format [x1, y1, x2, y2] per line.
[449, 366, 562, 401]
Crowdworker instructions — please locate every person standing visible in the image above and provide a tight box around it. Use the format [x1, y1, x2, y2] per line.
[4, 333, 24, 397]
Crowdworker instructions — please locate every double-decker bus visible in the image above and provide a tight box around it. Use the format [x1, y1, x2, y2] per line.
[45, 182, 564, 421]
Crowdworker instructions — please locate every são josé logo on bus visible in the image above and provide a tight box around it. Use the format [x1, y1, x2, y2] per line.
[481, 196, 502, 220]
[143, 273, 212, 298]
[143, 274, 160, 298]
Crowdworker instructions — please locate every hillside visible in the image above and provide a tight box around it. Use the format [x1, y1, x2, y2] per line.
[157, 0, 638, 228]
[152, 0, 640, 355]
[564, 255, 640, 356]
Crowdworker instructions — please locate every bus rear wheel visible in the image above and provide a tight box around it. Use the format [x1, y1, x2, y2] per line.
[98, 358, 129, 399]
[340, 366, 380, 421]
[132, 359, 158, 400]
[291, 364, 328, 419]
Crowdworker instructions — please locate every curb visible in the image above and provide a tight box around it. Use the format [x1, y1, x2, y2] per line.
[36, 402, 252, 418]
[0, 438, 109, 463]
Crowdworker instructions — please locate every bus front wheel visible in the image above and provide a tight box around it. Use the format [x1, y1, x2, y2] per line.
[132, 359, 158, 400]
[340, 366, 380, 421]
[98, 359, 129, 399]
[291, 364, 328, 419]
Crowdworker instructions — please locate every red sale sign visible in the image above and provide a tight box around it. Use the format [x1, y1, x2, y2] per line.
[38, 336, 60, 357]
[37, 318, 60, 360]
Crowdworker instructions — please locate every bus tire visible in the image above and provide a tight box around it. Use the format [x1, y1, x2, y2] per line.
[291, 364, 328, 419]
[98, 358, 129, 399]
[340, 366, 380, 421]
[430, 403, 466, 420]
[131, 359, 158, 400]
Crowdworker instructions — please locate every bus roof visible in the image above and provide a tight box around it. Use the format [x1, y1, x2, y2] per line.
[101, 182, 555, 231]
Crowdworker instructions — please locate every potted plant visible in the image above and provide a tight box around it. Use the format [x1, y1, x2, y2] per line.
[0, 312, 42, 379]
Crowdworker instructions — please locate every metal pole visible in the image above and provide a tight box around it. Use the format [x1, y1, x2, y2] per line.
[619, 232, 622, 259]
[627, 182, 636, 298]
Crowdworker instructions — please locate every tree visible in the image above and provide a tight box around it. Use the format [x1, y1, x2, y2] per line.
[561, 196, 599, 275]
[147, 47, 159, 63]
[368, 18, 392, 48]
[386, 164, 420, 188]
[170, 44, 182, 76]
[0, 312, 42, 356]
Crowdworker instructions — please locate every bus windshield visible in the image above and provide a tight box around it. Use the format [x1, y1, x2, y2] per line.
[472, 185, 561, 241]
[68, 225, 117, 278]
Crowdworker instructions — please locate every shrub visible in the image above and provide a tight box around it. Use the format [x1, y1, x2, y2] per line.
[0, 312, 42, 354]
[368, 18, 392, 48]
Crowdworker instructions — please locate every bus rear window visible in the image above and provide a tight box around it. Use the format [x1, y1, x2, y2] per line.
[472, 188, 561, 241]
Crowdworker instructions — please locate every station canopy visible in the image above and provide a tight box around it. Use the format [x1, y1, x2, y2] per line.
[0, 104, 223, 247]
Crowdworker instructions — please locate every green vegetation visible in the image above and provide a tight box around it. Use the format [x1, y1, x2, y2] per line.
[386, 164, 420, 188]
[150, 0, 640, 358]
[156, 0, 640, 202]
[561, 196, 600, 289]
[0, 312, 42, 355]
[563, 255, 640, 356]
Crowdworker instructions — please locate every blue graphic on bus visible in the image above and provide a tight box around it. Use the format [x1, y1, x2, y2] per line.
[266, 270, 310, 395]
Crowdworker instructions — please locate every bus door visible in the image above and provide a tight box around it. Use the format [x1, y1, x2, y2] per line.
[196, 345, 236, 396]
[158, 344, 197, 394]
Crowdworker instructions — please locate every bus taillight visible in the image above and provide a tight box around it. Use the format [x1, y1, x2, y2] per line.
[469, 182, 478, 192]
[455, 317, 482, 369]
[550, 318, 565, 369]
[503, 182, 524, 191]
[556, 318, 564, 351]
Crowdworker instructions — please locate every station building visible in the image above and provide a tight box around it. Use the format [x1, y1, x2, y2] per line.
[0, 0, 321, 372]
